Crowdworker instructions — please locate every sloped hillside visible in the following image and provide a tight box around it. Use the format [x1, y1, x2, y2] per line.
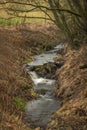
[47, 44, 87, 130]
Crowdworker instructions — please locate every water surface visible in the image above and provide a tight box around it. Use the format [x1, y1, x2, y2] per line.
[24, 44, 63, 128]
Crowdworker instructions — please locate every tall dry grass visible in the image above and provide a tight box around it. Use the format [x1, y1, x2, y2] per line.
[0, 23, 60, 130]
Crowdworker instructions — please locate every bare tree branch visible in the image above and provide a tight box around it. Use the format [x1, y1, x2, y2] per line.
[0, 1, 81, 17]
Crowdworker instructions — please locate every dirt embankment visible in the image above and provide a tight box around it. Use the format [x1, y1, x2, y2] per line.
[47, 44, 87, 130]
[0, 23, 59, 130]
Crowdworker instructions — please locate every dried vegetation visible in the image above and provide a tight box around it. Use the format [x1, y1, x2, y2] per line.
[47, 44, 87, 130]
[0, 23, 59, 130]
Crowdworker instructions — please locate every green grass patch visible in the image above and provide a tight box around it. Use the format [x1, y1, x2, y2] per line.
[23, 58, 33, 64]
[13, 97, 26, 111]
[0, 17, 22, 26]
[21, 85, 32, 91]
[0, 10, 49, 26]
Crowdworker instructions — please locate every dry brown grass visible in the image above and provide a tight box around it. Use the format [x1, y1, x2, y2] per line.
[0, 26, 33, 130]
[0, 23, 59, 130]
[46, 44, 87, 130]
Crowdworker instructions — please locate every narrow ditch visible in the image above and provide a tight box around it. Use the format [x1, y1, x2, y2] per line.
[23, 44, 64, 129]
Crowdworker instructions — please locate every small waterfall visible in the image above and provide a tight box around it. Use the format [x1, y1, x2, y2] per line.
[29, 71, 55, 86]
[24, 44, 63, 128]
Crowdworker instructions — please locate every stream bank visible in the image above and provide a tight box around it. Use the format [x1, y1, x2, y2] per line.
[0, 23, 62, 130]
[46, 44, 87, 130]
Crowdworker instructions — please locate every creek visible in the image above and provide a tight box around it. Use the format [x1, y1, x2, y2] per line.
[24, 44, 63, 129]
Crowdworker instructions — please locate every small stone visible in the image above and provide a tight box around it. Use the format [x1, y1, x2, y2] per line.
[35, 127, 41, 130]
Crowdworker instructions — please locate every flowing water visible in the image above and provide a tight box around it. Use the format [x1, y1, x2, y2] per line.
[24, 44, 63, 129]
